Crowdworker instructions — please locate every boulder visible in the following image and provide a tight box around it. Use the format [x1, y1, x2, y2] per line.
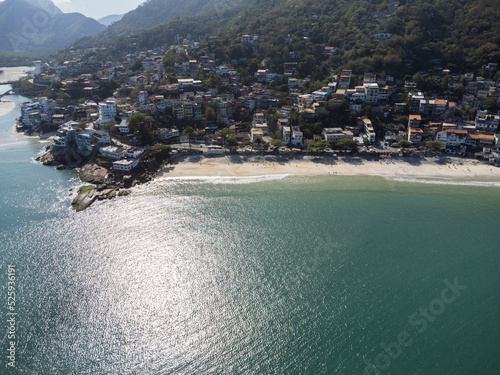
[79, 164, 109, 185]
[41, 152, 58, 166]
[71, 189, 97, 212]
[123, 175, 134, 188]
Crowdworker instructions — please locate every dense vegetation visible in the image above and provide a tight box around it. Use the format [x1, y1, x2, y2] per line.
[106, 0, 256, 34]
[62, 0, 499, 79]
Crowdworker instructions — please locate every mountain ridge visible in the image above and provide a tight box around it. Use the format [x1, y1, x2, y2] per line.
[0, 0, 105, 52]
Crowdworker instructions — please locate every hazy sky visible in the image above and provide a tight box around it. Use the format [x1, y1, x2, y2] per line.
[52, 0, 145, 20]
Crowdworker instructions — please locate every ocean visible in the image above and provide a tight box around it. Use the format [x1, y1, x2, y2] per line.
[1, 85, 499, 374]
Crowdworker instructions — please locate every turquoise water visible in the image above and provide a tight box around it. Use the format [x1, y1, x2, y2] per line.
[1, 86, 499, 374]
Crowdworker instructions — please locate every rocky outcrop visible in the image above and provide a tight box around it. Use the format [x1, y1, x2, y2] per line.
[42, 144, 87, 168]
[41, 151, 58, 166]
[72, 187, 98, 212]
[41, 143, 167, 212]
[79, 164, 109, 185]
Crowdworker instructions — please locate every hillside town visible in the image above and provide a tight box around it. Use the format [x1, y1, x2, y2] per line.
[15, 36, 500, 174]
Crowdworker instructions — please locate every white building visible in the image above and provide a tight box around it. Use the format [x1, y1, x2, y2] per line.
[362, 118, 376, 144]
[75, 129, 94, 151]
[51, 136, 66, 149]
[112, 158, 140, 171]
[118, 118, 130, 133]
[475, 111, 500, 134]
[204, 146, 225, 155]
[364, 83, 379, 103]
[125, 147, 145, 159]
[437, 130, 468, 147]
[93, 130, 111, 146]
[99, 146, 125, 160]
[322, 128, 354, 143]
[178, 79, 202, 89]
[283, 126, 303, 146]
[312, 90, 329, 101]
[99, 98, 117, 122]
[158, 128, 180, 141]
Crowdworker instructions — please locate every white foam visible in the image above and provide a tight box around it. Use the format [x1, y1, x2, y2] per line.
[386, 177, 500, 187]
[154, 174, 293, 185]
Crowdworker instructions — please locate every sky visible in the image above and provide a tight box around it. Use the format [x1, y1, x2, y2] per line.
[52, 0, 145, 20]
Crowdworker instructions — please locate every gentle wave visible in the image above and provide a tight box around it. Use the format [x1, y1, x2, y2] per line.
[387, 177, 500, 187]
[154, 174, 293, 185]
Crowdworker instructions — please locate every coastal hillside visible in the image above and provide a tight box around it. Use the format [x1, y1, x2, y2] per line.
[104, 0, 256, 34]
[0, 0, 105, 52]
[62, 0, 499, 77]
[218, 0, 500, 75]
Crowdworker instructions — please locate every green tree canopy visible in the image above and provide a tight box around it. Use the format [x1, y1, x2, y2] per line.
[398, 140, 413, 149]
[225, 136, 238, 148]
[426, 140, 446, 152]
[128, 113, 158, 145]
[336, 138, 357, 152]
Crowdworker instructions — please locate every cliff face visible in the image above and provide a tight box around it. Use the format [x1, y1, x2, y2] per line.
[41, 143, 87, 168]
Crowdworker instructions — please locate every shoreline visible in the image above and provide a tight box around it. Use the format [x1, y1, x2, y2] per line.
[158, 154, 500, 182]
[0, 101, 15, 117]
[0, 66, 34, 84]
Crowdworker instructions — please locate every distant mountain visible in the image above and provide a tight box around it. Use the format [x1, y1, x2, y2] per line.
[0, 0, 105, 52]
[98, 14, 124, 26]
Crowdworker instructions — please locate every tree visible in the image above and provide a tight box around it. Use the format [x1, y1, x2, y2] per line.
[225, 136, 238, 149]
[336, 138, 357, 153]
[182, 126, 198, 149]
[398, 140, 413, 149]
[57, 92, 71, 101]
[128, 113, 158, 145]
[482, 97, 498, 112]
[131, 59, 143, 72]
[314, 139, 331, 152]
[270, 139, 284, 149]
[426, 140, 446, 152]
[147, 144, 172, 162]
[218, 128, 235, 139]
[204, 105, 217, 122]
[218, 128, 236, 147]
[77, 119, 88, 130]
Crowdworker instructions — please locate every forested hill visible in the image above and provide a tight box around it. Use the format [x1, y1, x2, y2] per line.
[219, 0, 500, 75]
[61, 0, 499, 77]
[105, 0, 256, 34]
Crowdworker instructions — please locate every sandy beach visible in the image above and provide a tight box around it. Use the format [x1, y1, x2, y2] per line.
[159, 154, 500, 182]
[0, 66, 34, 84]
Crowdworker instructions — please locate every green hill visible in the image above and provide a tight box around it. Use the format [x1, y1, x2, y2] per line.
[105, 0, 256, 34]
[60, 0, 499, 77]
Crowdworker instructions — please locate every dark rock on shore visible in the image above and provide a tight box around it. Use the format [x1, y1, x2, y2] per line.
[42, 144, 87, 168]
[41, 152, 58, 166]
[72, 187, 98, 212]
[79, 164, 109, 185]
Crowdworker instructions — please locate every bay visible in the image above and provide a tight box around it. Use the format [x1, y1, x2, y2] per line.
[0, 87, 499, 374]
